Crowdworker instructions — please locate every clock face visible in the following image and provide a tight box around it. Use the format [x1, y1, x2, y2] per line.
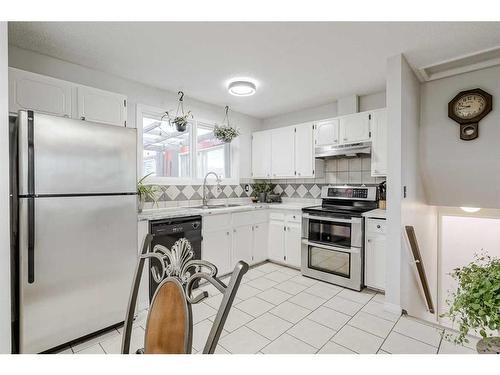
[453, 93, 487, 119]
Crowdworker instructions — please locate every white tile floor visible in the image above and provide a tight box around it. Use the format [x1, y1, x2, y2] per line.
[62, 261, 479, 355]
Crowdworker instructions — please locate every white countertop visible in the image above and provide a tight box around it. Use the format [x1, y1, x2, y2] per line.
[362, 208, 387, 220]
[138, 201, 314, 221]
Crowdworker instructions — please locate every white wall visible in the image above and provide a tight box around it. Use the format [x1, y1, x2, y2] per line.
[0, 22, 11, 354]
[420, 64, 500, 209]
[386, 54, 438, 321]
[261, 91, 386, 130]
[8, 46, 263, 180]
[438, 208, 500, 330]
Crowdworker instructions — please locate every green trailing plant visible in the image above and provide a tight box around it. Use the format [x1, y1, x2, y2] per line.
[137, 173, 159, 206]
[213, 124, 240, 143]
[161, 91, 193, 132]
[441, 252, 500, 345]
[213, 106, 240, 143]
[251, 181, 276, 197]
[171, 111, 193, 131]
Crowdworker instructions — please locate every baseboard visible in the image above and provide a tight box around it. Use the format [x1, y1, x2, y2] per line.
[384, 302, 403, 315]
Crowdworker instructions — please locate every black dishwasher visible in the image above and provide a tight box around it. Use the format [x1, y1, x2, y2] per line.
[148, 215, 202, 301]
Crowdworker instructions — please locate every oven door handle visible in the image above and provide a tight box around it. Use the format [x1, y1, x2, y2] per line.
[301, 239, 360, 254]
[302, 213, 361, 224]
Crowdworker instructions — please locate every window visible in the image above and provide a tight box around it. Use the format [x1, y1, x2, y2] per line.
[142, 116, 191, 178]
[138, 105, 233, 183]
[196, 123, 231, 179]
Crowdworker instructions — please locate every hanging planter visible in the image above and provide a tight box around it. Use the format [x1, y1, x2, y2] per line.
[161, 91, 193, 132]
[214, 106, 240, 143]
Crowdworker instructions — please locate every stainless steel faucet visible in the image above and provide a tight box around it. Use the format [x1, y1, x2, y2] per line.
[202, 172, 221, 208]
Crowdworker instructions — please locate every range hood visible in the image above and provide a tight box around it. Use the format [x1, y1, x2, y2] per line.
[315, 142, 371, 158]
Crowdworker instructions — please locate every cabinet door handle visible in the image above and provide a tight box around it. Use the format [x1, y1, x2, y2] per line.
[367, 239, 372, 243]
[233, 229, 236, 233]
[226, 231, 230, 235]
[343, 137, 348, 141]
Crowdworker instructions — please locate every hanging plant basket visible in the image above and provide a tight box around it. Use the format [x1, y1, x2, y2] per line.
[161, 91, 193, 132]
[214, 106, 240, 143]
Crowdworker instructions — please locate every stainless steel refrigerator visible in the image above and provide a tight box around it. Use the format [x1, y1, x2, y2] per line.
[13, 110, 137, 353]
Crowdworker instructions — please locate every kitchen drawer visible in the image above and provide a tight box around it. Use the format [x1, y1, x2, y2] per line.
[285, 213, 301, 223]
[203, 213, 231, 232]
[367, 219, 386, 234]
[232, 210, 268, 227]
[269, 211, 285, 221]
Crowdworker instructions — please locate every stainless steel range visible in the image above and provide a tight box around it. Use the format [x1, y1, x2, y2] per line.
[301, 185, 378, 291]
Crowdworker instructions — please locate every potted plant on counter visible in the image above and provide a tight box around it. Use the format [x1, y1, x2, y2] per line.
[137, 173, 158, 212]
[441, 253, 500, 353]
[251, 181, 276, 203]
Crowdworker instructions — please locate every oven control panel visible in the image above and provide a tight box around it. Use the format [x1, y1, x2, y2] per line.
[321, 185, 376, 201]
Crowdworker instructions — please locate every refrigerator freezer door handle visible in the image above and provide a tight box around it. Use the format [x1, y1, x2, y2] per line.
[27, 110, 35, 283]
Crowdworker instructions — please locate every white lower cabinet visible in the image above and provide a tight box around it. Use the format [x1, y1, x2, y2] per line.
[268, 216, 285, 262]
[252, 223, 268, 263]
[202, 211, 269, 276]
[137, 220, 150, 311]
[232, 224, 253, 265]
[364, 218, 386, 291]
[267, 211, 302, 268]
[284, 220, 302, 268]
[203, 227, 232, 276]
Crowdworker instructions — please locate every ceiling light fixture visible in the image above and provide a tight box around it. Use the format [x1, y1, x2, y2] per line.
[460, 207, 481, 213]
[228, 80, 257, 96]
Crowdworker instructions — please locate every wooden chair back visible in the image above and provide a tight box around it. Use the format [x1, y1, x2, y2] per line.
[121, 234, 248, 354]
[144, 278, 192, 354]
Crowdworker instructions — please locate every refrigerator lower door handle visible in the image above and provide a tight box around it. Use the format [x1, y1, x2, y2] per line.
[27, 110, 35, 284]
[27, 197, 35, 283]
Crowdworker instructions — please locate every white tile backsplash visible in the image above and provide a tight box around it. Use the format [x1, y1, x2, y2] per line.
[317, 155, 383, 186]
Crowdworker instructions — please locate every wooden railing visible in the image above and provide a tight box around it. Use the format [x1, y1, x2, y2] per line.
[405, 226, 435, 314]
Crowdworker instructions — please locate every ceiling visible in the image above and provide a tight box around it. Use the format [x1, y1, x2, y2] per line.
[8, 22, 500, 119]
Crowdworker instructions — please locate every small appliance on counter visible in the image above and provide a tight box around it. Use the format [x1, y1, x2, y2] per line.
[378, 180, 387, 210]
[266, 194, 282, 203]
[301, 185, 378, 291]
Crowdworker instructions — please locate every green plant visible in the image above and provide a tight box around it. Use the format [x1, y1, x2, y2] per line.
[137, 173, 159, 206]
[441, 253, 500, 345]
[251, 181, 276, 197]
[172, 111, 193, 128]
[213, 124, 240, 143]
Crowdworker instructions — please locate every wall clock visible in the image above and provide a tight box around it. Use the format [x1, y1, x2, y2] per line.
[448, 88, 492, 141]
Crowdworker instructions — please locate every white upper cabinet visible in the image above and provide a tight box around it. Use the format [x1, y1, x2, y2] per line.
[294, 122, 314, 178]
[77, 86, 127, 127]
[339, 112, 371, 144]
[314, 119, 339, 147]
[9, 68, 72, 117]
[271, 126, 295, 178]
[8, 68, 128, 127]
[251, 130, 272, 179]
[370, 109, 388, 177]
[251, 123, 317, 179]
